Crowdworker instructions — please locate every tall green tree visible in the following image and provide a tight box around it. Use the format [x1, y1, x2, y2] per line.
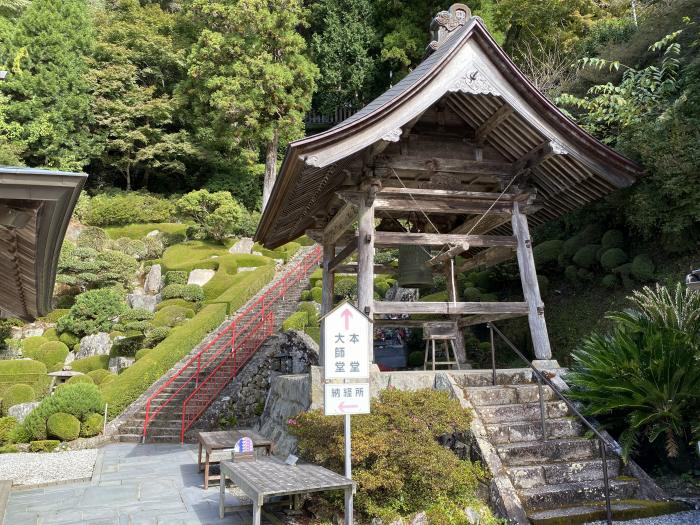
[0, 0, 96, 170]
[184, 0, 318, 209]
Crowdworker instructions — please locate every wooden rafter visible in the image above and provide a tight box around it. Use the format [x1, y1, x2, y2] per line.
[474, 104, 513, 145]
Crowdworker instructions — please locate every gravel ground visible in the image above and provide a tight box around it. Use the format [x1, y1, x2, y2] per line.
[587, 510, 700, 525]
[0, 448, 98, 486]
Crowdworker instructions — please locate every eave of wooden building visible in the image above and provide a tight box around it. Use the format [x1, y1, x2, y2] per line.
[0, 167, 87, 320]
[255, 13, 641, 250]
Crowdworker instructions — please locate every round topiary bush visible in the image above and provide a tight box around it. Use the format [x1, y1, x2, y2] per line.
[601, 274, 618, 289]
[80, 413, 104, 438]
[155, 298, 198, 312]
[3, 384, 35, 414]
[310, 287, 322, 303]
[601, 229, 625, 249]
[407, 351, 424, 368]
[29, 439, 60, 452]
[631, 254, 655, 281]
[143, 326, 171, 348]
[562, 234, 585, 259]
[564, 265, 578, 282]
[120, 308, 155, 322]
[164, 271, 188, 286]
[77, 226, 109, 251]
[334, 279, 357, 300]
[24, 341, 70, 372]
[86, 369, 113, 385]
[112, 237, 147, 260]
[533, 239, 564, 267]
[43, 328, 59, 341]
[21, 336, 49, 355]
[300, 290, 311, 301]
[462, 287, 481, 302]
[152, 306, 195, 328]
[282, 311, 309, 331]
[143, 236, 165, 259]
[58, 331, 80, 348]
[572, 244, 600, 269]
[67, 374, 94, 385]
[47, 412, 81, 441]
[0, 416, 17, 444]
[480, 293, 498, 302]
[600, 248, 628, 271]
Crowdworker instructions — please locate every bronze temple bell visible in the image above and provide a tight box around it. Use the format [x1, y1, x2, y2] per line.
[397, 245, 433, 287]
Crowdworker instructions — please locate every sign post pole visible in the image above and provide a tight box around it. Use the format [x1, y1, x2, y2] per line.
[344, 413, 353, 525]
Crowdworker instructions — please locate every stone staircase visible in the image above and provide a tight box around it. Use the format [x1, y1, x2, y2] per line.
[116, 247, 319, 443]
[462, 379, 678, 524]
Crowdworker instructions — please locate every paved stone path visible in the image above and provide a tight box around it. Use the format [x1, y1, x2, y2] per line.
[6, 443, 276, 525]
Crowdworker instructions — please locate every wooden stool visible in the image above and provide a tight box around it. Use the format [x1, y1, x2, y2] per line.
[423, 321, 461, 370]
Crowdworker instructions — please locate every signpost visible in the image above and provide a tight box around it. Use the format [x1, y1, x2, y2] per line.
[321, 301, 371, 525]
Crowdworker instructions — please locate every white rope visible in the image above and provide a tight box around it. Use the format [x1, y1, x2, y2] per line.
[464, 171, 520, 236]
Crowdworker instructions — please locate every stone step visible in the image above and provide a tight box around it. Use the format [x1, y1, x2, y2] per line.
[507, 459, 620, 489]
[484, 417, 583, 444]
[118, 433, 179, 443]
[475, 400, 569, 423]
[528, 499, 687, 525]
[465, 384, 557, 406]
[497, 438, 599, 466]
[519, 478, 639, 511]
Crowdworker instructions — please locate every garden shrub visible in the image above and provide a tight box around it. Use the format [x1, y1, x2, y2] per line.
[86, 369, 113, 385]
[77, 226, 109, 251]
[601, 229, 625, 249]
[43, 328, 59, 341]
[47, 412, 80, 441]
[3, 384, 35, 414]
[29, 440, 60, 452]
[71, 355, 110, 374]
[112, 237, 147, 260]
[481, 292, 498, 302]
[143, 326, 171, 348]
[152, 306, 195, 328]
[57, 246, 139, 290]
[562, 234, 586, 259]
[143, 236, 165, 259]
[161, 284, 204, 302]
[164, 271, 188, 286]
[67, 375, 94, 385]
[579, 223, 603, 244]
[155, 298, 197, 312]
[374, 279, 390, 298]
[120, 309, 154, 323]
[600, 248, 628, 271]
[104, 222, 188, 241]
[631, 254, 655, 281]
[80, 413, 104, 438]
[282, 312, 308, 331]
[176, 190, 247, 241]
[310, 287, 322, 303]
[572, 244, 600, 269]
[289, 389, 485, 520]
[0, 416, 17, 444]
[101, 303, 227, 417]
[58, 331, 80, 348]
[334, 278, 357, 300]
[0, 444, 18, 453]
[533, 239, 564, 266]
[297, 302, 318, 326]
[17, 383, 104, 441]
[300, 290, 311, 301]
[84, 192, 174, 226]
[21, 336, 48, 355]
[601, 274, 618, 289]
[134, 348, 151, 361]
[462, 287, 481, 302]
[208, 265, 275, 314]
[58, 289, 127, 337]
[40, 309, 70, 324]
[472, 271, 496, 291]
[23, 341, 69, 372]
[110, 333, 144, 357]
[0, 360, 48, 398]
[407, 351, 424, 368]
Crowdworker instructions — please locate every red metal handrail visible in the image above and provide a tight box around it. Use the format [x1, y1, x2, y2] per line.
[141, 245, 322, 442]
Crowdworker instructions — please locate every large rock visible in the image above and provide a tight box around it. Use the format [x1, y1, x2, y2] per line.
[144, 264, 162, 294]
[127, 293, 159, 313]
[8, 401, 39, 423]
[108, 356, 134, 374]
[187, 269, 215, 286]
[64, 351, 75, 368]
[76, 332, 112, 359]
[228, 237, 254, 254]
[146, 229, 160, 238]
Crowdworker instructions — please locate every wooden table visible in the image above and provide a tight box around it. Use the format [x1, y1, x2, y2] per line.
[219, 457, 355, 525]
[197, 430, 273, 489]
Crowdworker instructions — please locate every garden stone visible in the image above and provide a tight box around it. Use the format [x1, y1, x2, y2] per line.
[463, 507, 481, 524]
[8, 401, 39, 423]
[144, 264, 162, 294]
[127, 293, 158, 312]
[64, 351, 75, 367]
[229, 237, 254, 254]
[146, 229, 160, 238]
[76, 332, 111, 359]
[188, 269, 215, 286]
[237, 267, 257, 272]
[409, 512, 427, 525]
[109, 357, 135, 374]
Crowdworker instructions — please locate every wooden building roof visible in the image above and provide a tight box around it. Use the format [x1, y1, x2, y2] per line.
[256, 4, 641, 249]
[0, 167, 86, 319]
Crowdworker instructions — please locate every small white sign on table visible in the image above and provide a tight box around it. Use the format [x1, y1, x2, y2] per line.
[323, 301, 370, 380]
[324, 383, 370, 416]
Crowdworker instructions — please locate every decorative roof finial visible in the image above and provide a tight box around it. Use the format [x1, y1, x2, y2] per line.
[427, 3, 471, 54]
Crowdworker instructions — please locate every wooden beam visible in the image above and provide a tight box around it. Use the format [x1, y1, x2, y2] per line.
[426, 243, 470, 267]
[375, 232, 516, 248]
[374, 319, 428, 328]
[513, 141, 555, 179]
[323, 202, 357, 244]
[320, 240, 335, 367]
[372, 301, 529, 315]
[357, 194, 375, 323]
[334, 263, 396, 274]
[373, 195, 515, 215]
[327, 240, 358, 273]
[458, 312, 527, 328]
[474, 104, 513, 145]
[376, 155, 513, 177]
[457, 246, 516, 273]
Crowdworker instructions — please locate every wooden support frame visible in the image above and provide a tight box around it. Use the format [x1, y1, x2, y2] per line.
[328, 240, 357, 273]
[334, 263, 396, 275]
[357, 190, 375, 362]
[457, 246, 515, 273]
[323, 202, 357, 245]
[372, 301, 528, 316]
[458, 312, 527, 328]
[320, 240, 335, 367]
[374, 232, 516, 248]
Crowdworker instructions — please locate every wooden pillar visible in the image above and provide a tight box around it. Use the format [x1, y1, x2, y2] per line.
[320, 240, 335, 367]
[512, 202, 552, 360]
[443, 261, 467, 364]
[357, 193, 375, 362]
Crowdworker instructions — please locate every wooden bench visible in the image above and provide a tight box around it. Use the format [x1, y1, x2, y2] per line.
[197, 430, 272, 489]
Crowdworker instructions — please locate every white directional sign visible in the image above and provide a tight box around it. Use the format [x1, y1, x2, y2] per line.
[324, 383, 370, 415]
[322, 301, 370, 380]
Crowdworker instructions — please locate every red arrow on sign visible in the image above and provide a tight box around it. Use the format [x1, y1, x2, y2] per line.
[338, 401, 358, 413]
[340, 308, 353, 330]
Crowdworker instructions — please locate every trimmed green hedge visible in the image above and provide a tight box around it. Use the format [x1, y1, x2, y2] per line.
[71, 355, 110, 374]
[0, 417, 17, 444]
[104, 222, 188, 240]
[47, 412, 81, 441]
[23, 341, 69, 372]
[80, 413, 103, 437]
[155, 298, 198, 312]
[152, 305, 195, 327]
[160, 240, 231, 272]
[67, 375, 94, 385]
[86, 369, 113, 385]
[0, 359, 49, 398]
[202, 254, 273, 300]
[208, 265, 275, 315]
[101, 303, 227, 417]
[29, 440, 60, 452]
[164, 271, 188, 286]
[282, 311, 308, 331]
[22, 336, 48, 354]
[3, 384, 35, 414]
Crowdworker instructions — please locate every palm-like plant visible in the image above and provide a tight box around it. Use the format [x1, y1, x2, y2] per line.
[567, 284, 700, 461]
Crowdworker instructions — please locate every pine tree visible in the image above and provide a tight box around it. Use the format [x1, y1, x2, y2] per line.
[0, 0, 96, 170]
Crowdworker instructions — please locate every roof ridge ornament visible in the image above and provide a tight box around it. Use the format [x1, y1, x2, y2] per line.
[427, 3, 472, 54]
